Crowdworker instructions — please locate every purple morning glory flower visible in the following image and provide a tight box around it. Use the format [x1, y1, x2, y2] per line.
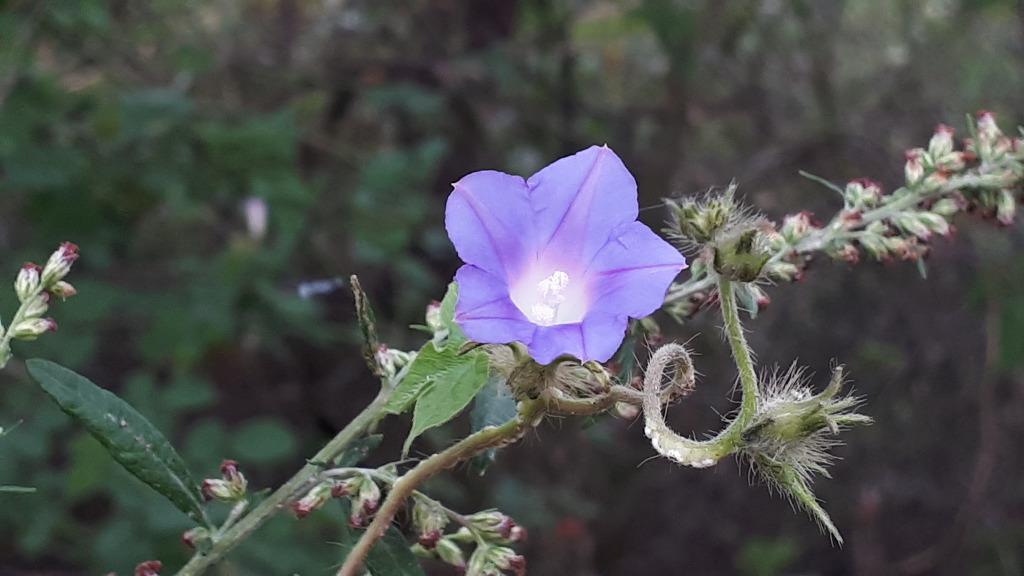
[445, 145, 687, 364]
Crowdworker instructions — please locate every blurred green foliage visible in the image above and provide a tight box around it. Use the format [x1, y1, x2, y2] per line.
[1, 1, 1023, 575]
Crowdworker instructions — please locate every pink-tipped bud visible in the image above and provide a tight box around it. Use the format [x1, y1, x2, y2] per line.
[904, 149, 926, 186]
[181, 527, 211, 550]
[293, 484, 333, 519]
[48, 281, 77, 300]
[201, 479, 234, 502]
[779, 211, 817, 242]
[11, 317, 57, 340]
[15, 263, 42, 302]
[41, 242, 79, 286]
[134, 561, 162, 576]
[928, 124, 955, 158]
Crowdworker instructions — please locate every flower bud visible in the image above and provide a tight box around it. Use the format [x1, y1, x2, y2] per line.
[904, 149, 925, 185]
[779, 211, 817, 243]
[412, 498, 449, 549]
[201, 479, 234, 502]
[491, 547, 526, 576]
[996, 189, 1016, 226]
[435, 538, 467, 570]
[825, 241, 859, 264]
[928, 124, 955, 158]
[220, 460, 247, 496]
[916, 212, 951, 237]
[976, 110, 1002, 155]
[10, 318, 58, 340]
[48, 281, 77, 300]
[844, 179, 883, 209]
[293, 483, 333, 519]
[713, 229, 771, 282]
[15, 264, 42, 302]
[182, 527, 213, 552]
[467, 510, 525, 544]
[763, 261, 802, 283]
[930, 197, 962, 218]
[40, 242, 79, 287]
[895, 213, 932, 240]
[21, 293, 50, 319]
[857, 234, 888, 261]
[134, 561, 162, 576]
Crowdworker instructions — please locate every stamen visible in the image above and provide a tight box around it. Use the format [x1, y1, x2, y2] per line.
[529, 271, 570, 326]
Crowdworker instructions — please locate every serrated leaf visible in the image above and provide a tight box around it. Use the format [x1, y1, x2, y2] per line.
[469, 374, 517, 475]
[27, 359, 210, 527]
[402, 351, 489, 455]
[336, 499, 426, 576]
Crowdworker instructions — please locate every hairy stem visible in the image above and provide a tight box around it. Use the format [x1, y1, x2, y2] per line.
[641, 274, 760, 467]
[336, 398, 544, 576]
[718, 275, 759, 431]
[174, 387, 392, 576]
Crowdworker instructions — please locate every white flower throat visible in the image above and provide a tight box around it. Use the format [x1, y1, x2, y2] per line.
[511, 269, 587, 326]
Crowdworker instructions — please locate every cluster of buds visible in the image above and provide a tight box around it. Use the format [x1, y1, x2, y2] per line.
[412, 508, 527, 575]
[1, 243, 79, 368]
[292, 472, 381, 524]
[201, 460, 248, 503]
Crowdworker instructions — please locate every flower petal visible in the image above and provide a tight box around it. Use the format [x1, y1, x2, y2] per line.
[526, 146, 638, 266]
[454, 265, 537, 345]
[585, 221, 687, 318]
[527, 323, 586, 365]
[446, 171, 536, 279]
[580, 312, 631, 363]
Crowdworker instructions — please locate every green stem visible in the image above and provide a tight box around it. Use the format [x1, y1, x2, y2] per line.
[717, 275, 759, 432]
[335, 398, 544, 576]
[174, 387, 392, 576]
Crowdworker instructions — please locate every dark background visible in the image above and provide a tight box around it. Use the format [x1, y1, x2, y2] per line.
[1, 1, 1024, 575]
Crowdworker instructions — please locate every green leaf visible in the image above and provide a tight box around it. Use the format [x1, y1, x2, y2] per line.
[470, 374, 517, 475]
[384, 282, 472, 416]
[403, 351, 489, 455]
[336, 499, 426, 576]
[384, 342, 447, 415]
[26, 359, 210, 527]
[438, 282, 467, 347]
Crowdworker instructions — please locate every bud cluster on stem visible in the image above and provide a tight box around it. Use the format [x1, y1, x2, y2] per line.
[663, 112, 1024, 321]
[1, 242, 79, 369]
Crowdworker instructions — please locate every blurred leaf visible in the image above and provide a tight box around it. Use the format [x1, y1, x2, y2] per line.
[469, 374, 517, 475]
[735, 537, 798, 576]
[336, 499, 426, 576]
[229, 417, 298, 465]
[333, 435, 383, 468]
[27, 359, 210, 527]
[403, 350, 489, 455]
